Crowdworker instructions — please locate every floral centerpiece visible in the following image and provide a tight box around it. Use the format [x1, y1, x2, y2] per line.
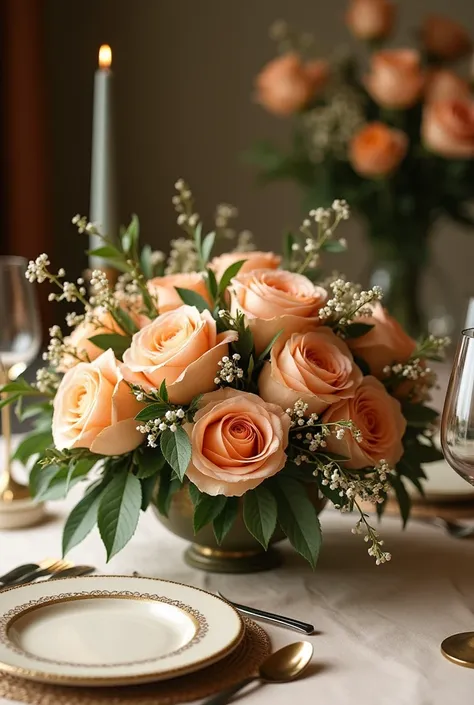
[1, 182, 447, 571]
[247, 3, 474, 335]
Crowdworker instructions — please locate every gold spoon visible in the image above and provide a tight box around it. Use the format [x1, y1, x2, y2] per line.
[203, 641, 314, 705]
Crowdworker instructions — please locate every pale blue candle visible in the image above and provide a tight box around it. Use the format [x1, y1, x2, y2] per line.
[89, 44, 117, 270]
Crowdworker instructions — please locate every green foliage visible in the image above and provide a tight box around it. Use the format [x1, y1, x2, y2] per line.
[62, 484, 106, 555]
[243, 486, 278, 550]
[193, 494, 227, 534]
[343, 323, 374, 339]
[201, 232, 216, 264]
[257, 331, 283, 363]
[135, 446, 166, 478]
[156, 466, 182, 517]
[213, 497, 239, 545]
[13, 431, 53, 465]
[89, 333, 131, 360]
[402, 404, 439, 428]
[160, 427, 192, 481]
[135, 403, 170, 422]
[98, 467, 142, 561]
[273, 477, 322, 569]
[390, 475, 411, 528]
[218, 260, 246, 296]
[175, 287, 211, 312]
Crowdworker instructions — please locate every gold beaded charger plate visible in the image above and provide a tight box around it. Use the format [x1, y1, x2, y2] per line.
[0, 575, 244, 687]
[0, 618, 270, 705]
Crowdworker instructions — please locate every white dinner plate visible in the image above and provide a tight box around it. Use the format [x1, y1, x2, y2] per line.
[0, 575, 244, 687]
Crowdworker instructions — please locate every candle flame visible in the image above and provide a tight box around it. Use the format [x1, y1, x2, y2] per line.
[98, 44, 112, 69]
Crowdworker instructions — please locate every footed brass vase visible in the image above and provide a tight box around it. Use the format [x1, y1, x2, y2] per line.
[152, 484, 326, 574]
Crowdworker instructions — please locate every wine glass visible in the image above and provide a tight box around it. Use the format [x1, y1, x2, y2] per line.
[440, 327, 474, 666]
[0, 256, 41, 502]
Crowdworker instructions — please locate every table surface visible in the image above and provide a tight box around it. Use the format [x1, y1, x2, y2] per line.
[2, 485, 474, 705]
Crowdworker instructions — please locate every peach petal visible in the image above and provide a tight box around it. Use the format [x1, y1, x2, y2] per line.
[90, 418, 144, 456]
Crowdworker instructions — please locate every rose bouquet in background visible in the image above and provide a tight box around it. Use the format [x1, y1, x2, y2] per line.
[247, 2, 474, 336]
[0, 182, 448, 567]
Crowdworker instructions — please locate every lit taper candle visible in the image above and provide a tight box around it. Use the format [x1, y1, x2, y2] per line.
[89, 44, 118, 270]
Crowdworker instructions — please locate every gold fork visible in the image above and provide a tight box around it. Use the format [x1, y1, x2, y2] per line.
[0, 558, 74, 589]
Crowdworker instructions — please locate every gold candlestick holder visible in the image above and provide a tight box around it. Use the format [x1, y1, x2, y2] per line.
[0, 365, 45, 529]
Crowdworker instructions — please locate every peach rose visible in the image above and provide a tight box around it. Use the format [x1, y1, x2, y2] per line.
[230, 269, 328, 354]
[258, 327, 363, 415]
[425, 69, 471, 103]
[422, 99, 474, 158]
[185, 388, 291, 496]
[210, 251, 281, 281]
[52, 349, 143, 455]
[365, 49, 424, 109]
[346, 303, 416, 377]
[422, 15, 471, 61]
[147, 273, 212, 314]
[256, 53, 328, 116]
[346, 0, 395, 40]
[349, 122, 408, 177]
[122, 305, 237, 405]
[322, 376, 406, 469]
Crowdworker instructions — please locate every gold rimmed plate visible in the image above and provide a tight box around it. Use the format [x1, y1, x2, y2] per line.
[0, 575, 244, 687]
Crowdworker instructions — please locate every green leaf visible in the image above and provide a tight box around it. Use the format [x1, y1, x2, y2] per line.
[62, 485, 105, 555]
[140, 244, 153, 279]
[243, 486, 278, 549]
[135, 403, 170, 422]
[193, 494, 227, 534]
[409, 442, 444, 464]
[98, 469, 142, 561]
[205, 268, 218, 300]
[0, 393, 20, 410]
[343, 323, 374, 339]
[16, 401, 51, 423]
[175, 287, 211, 312]
[122, 214, 140, 254]
[87, 245, 123, 259]
[66, 456, 97, 493]
[391, 475, 411, 528]
[160, 427, 191, 481]
[159, 379, 169, 403]
[193, 222, 203, 254]
[29, 463, 61, 498]
[321, 240, 346, 253]
[188, 482, 203, 506]
[201, 231, 216, 265]
[0, 378, 35, 394]
[136, 447, 165, 478]
[110, 306, 139, 336]
[273, 477, 322, 568]
[402, 404, 439, 428]
[213, 497, 239, 545]
[156, 466, 182, 517]
[218, 260, 246, 295]
[257, 330, 282, 362]
[140, 474, 157, 511]
[13, 431, 53, 465]
[89, 333, 131, 360]
[34, 464, 89, 502]
[353, 355, 371, 376]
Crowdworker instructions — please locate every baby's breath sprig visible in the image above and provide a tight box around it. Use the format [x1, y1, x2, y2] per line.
[214, 203, 256, 251]
[137, 407, 186, 448]
[269, 19, 313, 55]
[35, 367, 61, 395]
[290, 200, 350, 275]
[319, 277, 383, 327]
[214, 354, 244, 388]
[42, 325, 89, 369]
[352, 508, 392, 565]
[26, 256, 90, 308]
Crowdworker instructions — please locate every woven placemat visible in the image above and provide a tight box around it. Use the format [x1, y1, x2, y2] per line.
[0, 618, 270, 705]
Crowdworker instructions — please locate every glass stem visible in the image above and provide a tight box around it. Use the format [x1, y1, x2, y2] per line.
[0, 363, 12, 492]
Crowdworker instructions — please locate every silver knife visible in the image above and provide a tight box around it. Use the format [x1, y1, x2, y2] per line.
[217, 591, 314, 635]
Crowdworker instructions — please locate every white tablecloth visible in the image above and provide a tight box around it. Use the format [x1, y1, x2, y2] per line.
[2, 486, 474, 705]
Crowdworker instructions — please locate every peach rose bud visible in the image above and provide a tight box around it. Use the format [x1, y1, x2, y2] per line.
[347, 303, 416, 378]
[345, 0, 395, 41]
[122, 305, 238, 405]
[147, 272, 212, 314]
[230, 269, 327, 354]
[323, 376, 406, 469]
[365, 49, 424, 109]
[422, 15, 472, 61]
[258, 327, 363, 415]
[209, 251, 281, 282]
[52, 349, 144, 456]
[255, 53, 328, 116]
[349, 122, 408, 177]
[422, 99, 474, 159]
[185, 388, 291, 496]
[425, 69, 471, 104]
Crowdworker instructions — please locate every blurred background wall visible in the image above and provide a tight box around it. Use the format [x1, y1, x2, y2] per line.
[2, 0, 474, 330]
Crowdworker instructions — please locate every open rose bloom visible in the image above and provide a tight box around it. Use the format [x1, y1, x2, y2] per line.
[11, 180, 448, 569]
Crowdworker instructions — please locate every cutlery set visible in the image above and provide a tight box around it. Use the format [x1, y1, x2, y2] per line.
[0, 558, 95, 590]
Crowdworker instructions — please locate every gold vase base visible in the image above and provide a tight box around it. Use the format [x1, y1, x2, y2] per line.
[0, 497, 45, 530]
[441, 632, 474, 668]
[184, 543, 282, 573]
